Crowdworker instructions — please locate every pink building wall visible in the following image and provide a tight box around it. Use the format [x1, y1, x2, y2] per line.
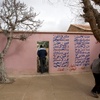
[0, 32, 100, 76]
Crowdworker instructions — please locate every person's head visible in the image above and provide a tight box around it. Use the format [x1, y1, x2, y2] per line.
[98, 54, 100, 58]
[40, 45, 43, 48]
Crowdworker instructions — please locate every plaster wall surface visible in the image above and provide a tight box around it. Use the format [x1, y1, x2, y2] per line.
[0, 32, 100, 76]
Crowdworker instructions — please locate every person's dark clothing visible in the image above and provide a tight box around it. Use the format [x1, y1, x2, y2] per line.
[91, 58, 100, 93]
[39, 57, 46, 73]
[37, 48, 47, 58]
[37, 48, 47, 73]
[91, 73, 100, 93]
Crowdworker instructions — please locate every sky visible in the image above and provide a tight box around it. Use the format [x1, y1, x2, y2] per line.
[0, 0, 85, 32]
[20, 0, 83, 32]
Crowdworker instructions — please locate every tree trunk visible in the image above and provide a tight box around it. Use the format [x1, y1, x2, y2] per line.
[82, 0, 100, 42]
[0, 54, 13, 83]
[0, 33, 14, 84]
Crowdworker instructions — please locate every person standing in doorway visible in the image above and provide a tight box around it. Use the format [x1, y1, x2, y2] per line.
[91, 54, 100, 98]
[37, 45, 47, 74]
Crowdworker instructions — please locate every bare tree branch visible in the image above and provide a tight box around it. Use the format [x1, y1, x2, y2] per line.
[0, 0, 42, 83]
[92, 0, 100, 5]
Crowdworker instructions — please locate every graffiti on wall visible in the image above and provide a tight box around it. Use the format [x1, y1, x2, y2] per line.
[53, 35, 91, 71]
[74, 35, 90, 67]
[53, 35, 69, 71]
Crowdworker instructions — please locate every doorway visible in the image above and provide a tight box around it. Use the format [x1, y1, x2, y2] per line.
[37, 41, 49, 73]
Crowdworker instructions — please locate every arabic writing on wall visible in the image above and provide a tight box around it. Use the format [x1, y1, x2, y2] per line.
[74, 35, 90, 67]
[53, 35, 69, 68]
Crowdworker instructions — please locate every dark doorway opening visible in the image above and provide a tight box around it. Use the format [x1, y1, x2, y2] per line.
[37, 41, 49, 73]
